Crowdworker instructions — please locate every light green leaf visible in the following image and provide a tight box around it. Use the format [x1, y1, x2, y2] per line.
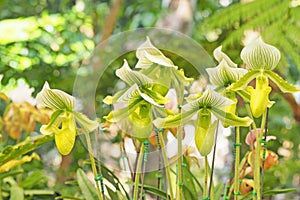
[10, 185, 24, 200]
[76, 168, 98, 200]
[206, 59, 248, 87]
[36, 82, 74, 111]
[116, 59, 153, 86]
[73, 111, 99, 133]
[228, 70, 260, 91]
[136, 37, 175, 69]
[264, 70, 300, 93]
[213, 46, 237, 68]
[153, 109, 196, 128]
[211, 107, 252, 127]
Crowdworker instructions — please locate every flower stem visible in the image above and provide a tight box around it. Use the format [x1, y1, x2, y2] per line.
[204, 156, 209, 198]
[234, 127, 241, 200]
[85, 132, 103, 200]
[245, 103, 260, 200]
[261, 108, 269, 198]
[158, 130, 175, 200]
[176, 106, 183, 200]
[133, 142, 145, 200]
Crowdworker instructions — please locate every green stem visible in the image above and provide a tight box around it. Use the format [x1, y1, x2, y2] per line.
[234, 127, 241, 200]
[158, 130, 175, 200]
[245, 104, 260, 200]
[176, 107, 183, 200]
[84, 132, 103, 200]
[133, 142, 145, 200]
[204, 156, 209, 198]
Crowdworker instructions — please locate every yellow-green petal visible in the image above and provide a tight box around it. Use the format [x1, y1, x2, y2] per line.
[195, 120, 218, 156]
[213, 46, 237, 68]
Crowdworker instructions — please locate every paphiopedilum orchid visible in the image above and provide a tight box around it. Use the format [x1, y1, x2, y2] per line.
[103, 60, 169, 141]
[154, 88, 252, 156]
[206, 46, 248, 126]
[228, 37, 300, 117]
[135, 37, 193, 103]
[36, 82, 99, 155]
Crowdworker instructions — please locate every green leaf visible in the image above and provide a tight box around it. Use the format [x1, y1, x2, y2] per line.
[10, 185, 24, 200]
[0, 134, 54, 166]
[228, 70, 261, 91]
[211, 107, 252, 127]
[76, 168, 98, 200]
[182, 156, 198, 199]
[126, 182, 170, 199]
[116, 59, 153, 86]
[263, 188, 297, 196]
[55, 196, 84, 200]
[264, 70, 300, 93]
[0, 169, 23, 180]
[20, 170, 46, 189]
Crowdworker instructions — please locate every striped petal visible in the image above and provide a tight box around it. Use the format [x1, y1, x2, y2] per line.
[206, 59, 248, 87]
[136, 37, 176, 69]
[36, 82, 74, 111]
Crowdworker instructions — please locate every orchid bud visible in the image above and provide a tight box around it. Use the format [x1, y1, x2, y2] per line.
[241, 37, 280, 70]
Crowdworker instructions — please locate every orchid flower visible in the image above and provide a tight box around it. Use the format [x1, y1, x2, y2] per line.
[206, 46, 248, 126]
[36, 82, 98, 155]
[135, 37, 193, 103]
[103, 60, 169, 141]
[154, 88, 252, 156]
[228, 37, 299, 117]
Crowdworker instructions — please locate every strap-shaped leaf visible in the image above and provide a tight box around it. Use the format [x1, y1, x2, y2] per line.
[76, 168, 98, 200]
[211, 107, 252, 127]
[213, 46, 237, 68]
[264, 70, 300, 93]
[206, 59, 248, 87]
[73, 111, 99, 133]
[153, 109, 196, 128]
[116, 60, 153, 86]
[228, 70, 261, 91]
[136, 37, 175, 68]
[36, 82, 74, 111]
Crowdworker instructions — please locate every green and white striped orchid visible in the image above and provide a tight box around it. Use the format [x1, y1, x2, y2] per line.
[36, 82, 99, 155]
[103, 60, 169, 141]
[206, 46, 248, 126]
[153, 88, 252, 155]
[135, 37, 193, 103]
[228, 37, 299, 117]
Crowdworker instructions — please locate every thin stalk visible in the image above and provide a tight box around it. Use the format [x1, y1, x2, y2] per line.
[208, 120, 219, 200]
[85, 132, 103, 200]
[261, 108, 269, 197]
[204, 156, 209, 198]
[176, 107, 183, 200]
[234, 127, 241, 200]
[133, 142, 145, 200]
[156, 131, 162, 200]
[95, 128, 105, 200]
[245, 104, 260, 200]
[139, 141, 149, 199]
[158, 131, 175, 200]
